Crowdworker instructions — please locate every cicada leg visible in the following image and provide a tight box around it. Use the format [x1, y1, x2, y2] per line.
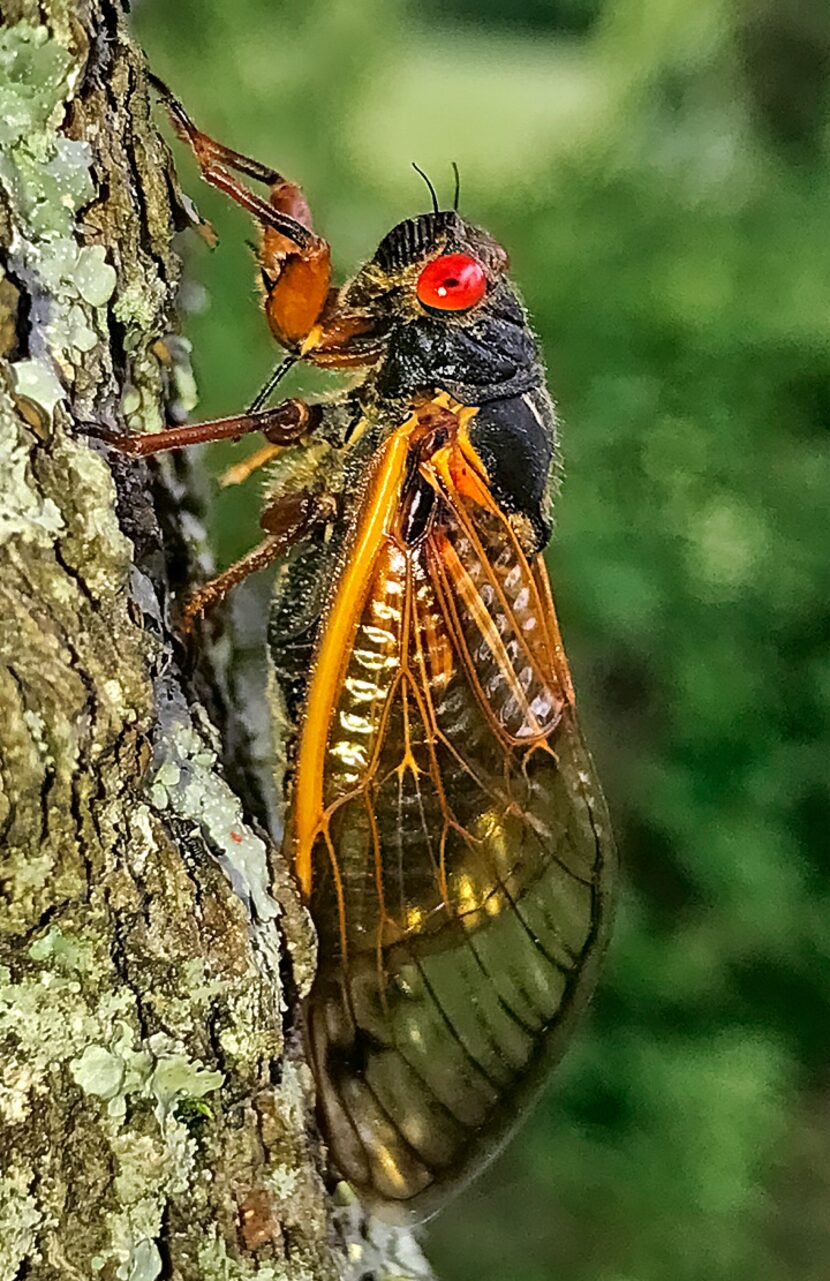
[148, 74, 319, 243]
[148, 75, 382, 361]
[179, 488, 336, 634]
[91, 398, 320, 458]
[219, 443, 283, 488]
[149, 74, 331, 349]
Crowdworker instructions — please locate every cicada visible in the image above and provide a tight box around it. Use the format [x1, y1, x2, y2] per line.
[110, 79, 616, 1222]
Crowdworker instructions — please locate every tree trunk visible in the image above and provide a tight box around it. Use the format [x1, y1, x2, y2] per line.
[0, 3, 435, 1277]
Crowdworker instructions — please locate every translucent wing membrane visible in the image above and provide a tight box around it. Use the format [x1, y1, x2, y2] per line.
[428, 495, 566, 743]
[297, 411, 615, 1220]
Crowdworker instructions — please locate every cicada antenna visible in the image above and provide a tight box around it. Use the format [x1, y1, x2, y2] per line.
[412, 163, 440, 216]
[451, 161, 461, 213]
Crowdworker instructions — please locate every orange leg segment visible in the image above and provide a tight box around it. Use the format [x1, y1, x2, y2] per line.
[149, 74, 332, 347]
[149, 73, 316, 243]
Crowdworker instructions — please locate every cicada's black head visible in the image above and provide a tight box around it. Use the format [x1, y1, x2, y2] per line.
[345, 211, 543, 406]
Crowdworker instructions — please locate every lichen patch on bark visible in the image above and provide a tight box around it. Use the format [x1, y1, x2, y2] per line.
[0, 4, 436, 1278]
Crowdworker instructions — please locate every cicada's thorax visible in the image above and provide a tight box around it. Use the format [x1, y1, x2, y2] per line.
[371, 317, 559, 552]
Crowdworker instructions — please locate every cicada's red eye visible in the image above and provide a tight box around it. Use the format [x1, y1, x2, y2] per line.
[416, 252, 487, 312]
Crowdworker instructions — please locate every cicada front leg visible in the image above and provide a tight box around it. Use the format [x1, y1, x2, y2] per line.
[94, 78, 381, 633]
[148, 75, 381, 362]
[149, 74, 331, 349]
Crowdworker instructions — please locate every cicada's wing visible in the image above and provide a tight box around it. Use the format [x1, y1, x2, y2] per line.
[297, 431, 615, 1221]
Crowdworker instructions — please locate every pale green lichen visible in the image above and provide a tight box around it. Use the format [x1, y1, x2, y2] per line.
[0, 941, 131, 1124]
[71, 1043, 128, 1103]
[0, 20, 117, 433]
[149, 718, 278, 925]
[114, 1236, 162, 1281]
[93, 1192, 166, 1281]
[262, 1163, 300, 1204]
[57, 438, 137, 596]
[68, 1024, 225, 1277]
[148, 1045, 224, 1124]
[73, 244, 118, 308]
[102, 1133, 173, 1281]
[113, 277, 168, 335]
[143, 953, 232, 1036]
[21, 707, 53, 764]
[0, 850, 52, 902]
[0, 15, 124, 579]
[8, 358, 64, 415]
[198, 1232, 316, 1281]
[28, 925, 97, 973]
[1, 923, 225, 1281]
[70, 1023, 224, 1125]
[0, 1162, 45, 1281]
[26, 922, 97, 968]
[0, 21, 71, 147]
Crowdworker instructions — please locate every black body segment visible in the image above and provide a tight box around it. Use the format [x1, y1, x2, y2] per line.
[468, 389, 556, 548]
[374, 305, 541, 405]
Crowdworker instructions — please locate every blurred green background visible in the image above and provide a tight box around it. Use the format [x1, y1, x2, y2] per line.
[134, 1, 830, 1277]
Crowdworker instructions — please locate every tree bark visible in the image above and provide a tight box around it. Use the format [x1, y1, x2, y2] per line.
[0, 4, 435, 1278]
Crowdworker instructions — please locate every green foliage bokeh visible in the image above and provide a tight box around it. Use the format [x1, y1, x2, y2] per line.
[135, 1, 830, 1276]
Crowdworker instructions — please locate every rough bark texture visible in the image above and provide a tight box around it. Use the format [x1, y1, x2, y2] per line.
[0, 3, 435, 1278]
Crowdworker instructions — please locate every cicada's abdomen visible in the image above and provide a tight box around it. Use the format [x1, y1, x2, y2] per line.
[306, 702, 612, 1219]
